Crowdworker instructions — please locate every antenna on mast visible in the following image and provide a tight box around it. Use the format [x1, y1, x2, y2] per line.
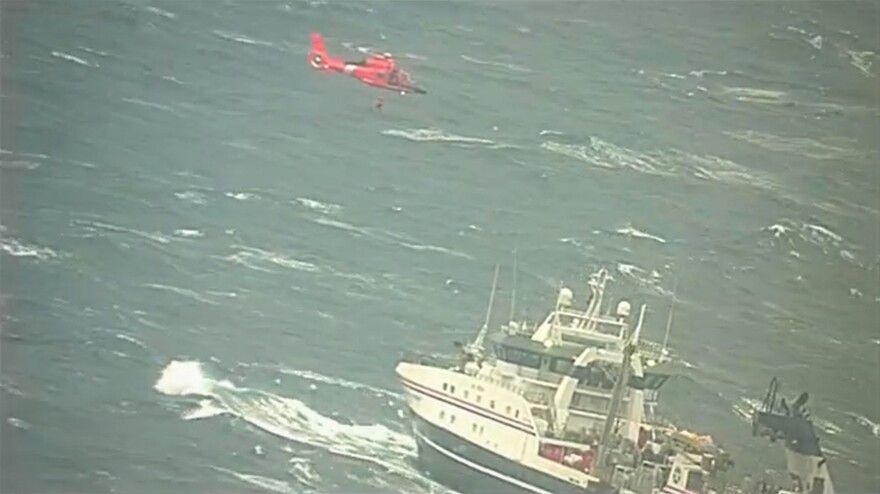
[509, 248, 518, 322]
[472, 264, 500, 351]
[661, 273, 678, 357]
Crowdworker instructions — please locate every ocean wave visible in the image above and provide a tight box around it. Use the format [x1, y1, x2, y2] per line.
[173, 229, 204, 238]
[294, 197, 342, 215]
[115, 333, 149, 351]
[77, 46, 111, 57]
[0, 160, 40, 170]
[272, 365, 401, 400]
[0, 148, 49, 160]
[210, 466, 298, 494]
[144, 6, 176, 19]
[853, 414, 880, 438]
[6, 417, 31, 430]
[615, 262, 671, 297]
[0, 238, 60, 261]
[399, 242, 472, 260]
[725, 130, 862, 161]
[224, 191, 259, 201]
[688, 69, 730, 78]
[541, 138, 778, 193]
[845, 49, 876, 78]
[720, 86, 787, 104]
[539, 129, 565, 137]
[460, 55, 532, 73]
[310, 216, 468, 260]
[615, 224, 667, 244]
[213, 30, 275, 48]
[182, 399, 228, 420]
[218, 245, 321, 274]
[73, 219, 173, 245]
[382, 128, 496, 146]
[762, 220, 852, 260]
[312, 216, 370, 237]
[51, 50, 99, 68]
[143, 283, 219, 306]
[288, 457, 321, 488]
[122, 97, 178, 114]
[153, 360, 451, 493]
[174, 190, 208, 205]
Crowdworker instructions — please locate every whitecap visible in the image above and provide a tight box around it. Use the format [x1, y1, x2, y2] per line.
[213, 30, 274, 48]
[382, 128, 495, 146]
[144, 6, 176, 18]
[174, 191, 208, 205]
[6, 417, 31, 430]
[51, 51, 98, 68]
[122, 97, 177, 113]
[461, 55, 532, 73]
[144, 283, 219, 306]
[615, 224, 667, 244]
[174, 229, 204, 238]
[219, 245, 320, 273]
[0, 238, 58, 261]
[294, 197, 342, 215]
[225, 192, 259, 201]
[153, 360, 448, 492]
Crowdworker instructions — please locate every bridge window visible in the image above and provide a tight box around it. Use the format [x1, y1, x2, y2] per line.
[686, 471, 704, 492]
[476, 395, 482, 404]
[490, 400, 495, 409]
[506, 406, 512, 414]
[515, 410, 520, 419]
[450, 385, 456, 394]
[464, 390, 469, 399]
[552, 358, 573, 374]
[504, 347, 541, 369]
[450, 415, 456, 424]
[472, 423, 477, 432]
[442, 383, 448, 392]
[440, 410, 445, 420]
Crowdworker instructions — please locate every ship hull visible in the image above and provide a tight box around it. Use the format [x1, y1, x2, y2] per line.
[410, 411, 617, 494]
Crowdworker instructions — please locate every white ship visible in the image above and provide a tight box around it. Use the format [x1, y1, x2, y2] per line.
[396, 265, 735, 494]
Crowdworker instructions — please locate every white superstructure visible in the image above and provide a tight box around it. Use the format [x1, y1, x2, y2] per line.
[396, 266, 734, 494]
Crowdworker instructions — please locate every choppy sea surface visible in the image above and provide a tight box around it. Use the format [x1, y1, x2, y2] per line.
[1, 1, 878, 493]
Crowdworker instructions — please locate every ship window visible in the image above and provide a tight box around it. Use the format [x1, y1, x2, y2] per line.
[450, 385, 456, 394]
[643, 373, 670, 390]
[472, 423, 477, 432]
[515, 410, 520, 419]
[440, 410, 445, 420]
[490, 400, 496, 409]
[506, 406, 511, 414]
[685, 471, 704, 491]
[476, 395, 482, 404]
[442, 383, 448, 391]
[504, 347, 541, 369]
[480, 425, 485, 434]
[450, 415, 456, 424]
[552, 358, 574, 375]
[464, 390, 469, 399]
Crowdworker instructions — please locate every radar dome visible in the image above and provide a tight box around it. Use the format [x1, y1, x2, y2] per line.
[616, 300, 632, 318]
[558, 287, 574, 307]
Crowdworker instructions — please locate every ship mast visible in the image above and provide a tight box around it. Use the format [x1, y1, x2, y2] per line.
[594, 327, 637, 479]
[661, 274, 678, 357]
[471, 264, 500, 352]
[509, 248, 517, 323]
